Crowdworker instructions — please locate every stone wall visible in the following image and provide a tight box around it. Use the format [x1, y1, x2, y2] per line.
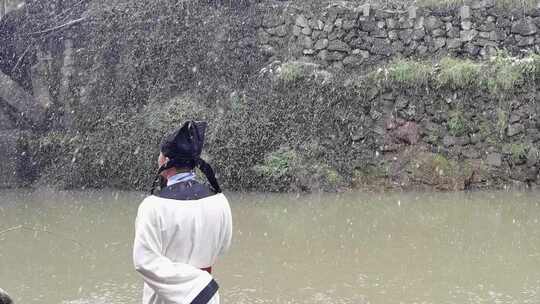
[3, 0, 540, 191]
[257, 1, 540, 69]
[355, 84, 540, 191]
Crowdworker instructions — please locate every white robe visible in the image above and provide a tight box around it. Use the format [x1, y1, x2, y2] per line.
[133, 193, 233, 304]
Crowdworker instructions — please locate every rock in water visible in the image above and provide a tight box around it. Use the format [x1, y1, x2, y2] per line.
[0, 288, 12, 304]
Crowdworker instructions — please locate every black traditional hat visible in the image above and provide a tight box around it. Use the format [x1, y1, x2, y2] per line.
[160, 121, 206, 165]
[151, 121, 221, 194]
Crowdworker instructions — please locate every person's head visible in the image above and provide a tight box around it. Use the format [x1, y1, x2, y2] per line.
[150, 120, 221, 194]
[0, 288, 12, 304]
[157, 152, 192, 179]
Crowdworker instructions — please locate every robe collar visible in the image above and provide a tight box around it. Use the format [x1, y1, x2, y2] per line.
[167, 172, 196, 186]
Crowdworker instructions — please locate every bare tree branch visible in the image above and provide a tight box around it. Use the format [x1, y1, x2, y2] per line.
[10, 43, 34, 74]
[13, 3, 90, 75]
[55, 0, 90, 22]
[0, 225, 23, 235]
[0, 225, 87, 248]
[30, 17, 87, 37]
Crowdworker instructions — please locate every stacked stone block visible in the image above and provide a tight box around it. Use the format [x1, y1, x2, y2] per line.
[257, 0, 540, 68]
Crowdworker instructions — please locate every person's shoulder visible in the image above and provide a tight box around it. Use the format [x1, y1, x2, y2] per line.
[204, 193, 231, 207]
[205, 192, 228, 201]
[137, 195, 162, 214]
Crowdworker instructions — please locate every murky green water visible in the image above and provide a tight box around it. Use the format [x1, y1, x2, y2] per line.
[1, 189, 539, 304]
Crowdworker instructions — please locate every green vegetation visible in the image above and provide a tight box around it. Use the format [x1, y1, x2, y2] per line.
[253, 147, 344, 192]
[519, 54, 540, 82]
[377, 52, 540, 96]
[431, 154, 454, 175]
[507, 143, 529, 163]
[484, 53, 524, 95]
[482, 52, 540, 95]
[380, 58, 433, 88]
[353, 164, 389, 180]
[304, 0, 538, 9]
[253, 147, 297, 179]
[447, 110, 468, 136]
[437, 58, 481, 90]
[410, 152, 453, 178]
[478, 117, 500, 146]
[408, 152, 474, 190]
[352, 164, 391, 189]
[413, 0, 538, 9]
[425, 133, 440, 144]
[278, 62, 306, 83]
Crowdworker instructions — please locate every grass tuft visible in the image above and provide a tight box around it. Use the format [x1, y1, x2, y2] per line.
[515, 53, 540, 83]
[401, 0, 537, 9]
[383, 58, 434, 88]
[507, 143, 529, 163]
[448, 110, 468, 136]
[253, 146, 344, 192]
[484, 52, 524, 95]
[304, 0, 539, 10]
[253, 147, 297, 179]
[374, 52, 540, 97]
[437, 57, 481, 90]
[278, 62, 305, 83]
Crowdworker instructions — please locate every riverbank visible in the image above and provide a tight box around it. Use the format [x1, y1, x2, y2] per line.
[2, 0, 540, 192]
[16, 52, 540, 192]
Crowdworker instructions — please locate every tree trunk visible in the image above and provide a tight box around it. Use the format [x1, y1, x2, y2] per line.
[58, 38, 74, 129]
[31, 48, 53, 111]
[0, 70, 46, 129]
[0, 0, 6, 20]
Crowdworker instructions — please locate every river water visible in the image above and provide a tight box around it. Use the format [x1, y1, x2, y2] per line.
[0, 189, 539, 304]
